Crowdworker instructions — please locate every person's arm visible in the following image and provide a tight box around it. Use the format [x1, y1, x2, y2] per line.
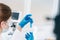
[11, 28, 25, 40]
[17, 26, 22, 31]
[17, 14, 33, 31]
[11, 14, 33, 40]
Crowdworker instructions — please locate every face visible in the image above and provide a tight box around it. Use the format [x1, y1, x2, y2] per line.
[1, 21, 9, 32]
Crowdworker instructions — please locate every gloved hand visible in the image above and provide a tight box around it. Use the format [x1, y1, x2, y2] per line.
[25, 32, 34, 40]
[19, 14, 33, 28]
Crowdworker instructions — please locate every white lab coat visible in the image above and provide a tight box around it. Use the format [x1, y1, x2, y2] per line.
[0, 27, 15, 40]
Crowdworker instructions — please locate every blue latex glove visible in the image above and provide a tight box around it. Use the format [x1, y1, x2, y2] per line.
[19, 14, 33, 28]
[25, 32, 34, 40]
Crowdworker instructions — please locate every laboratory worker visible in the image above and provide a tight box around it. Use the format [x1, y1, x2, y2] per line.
[0, 3, 12, 40]
[0, 3, 34, 40]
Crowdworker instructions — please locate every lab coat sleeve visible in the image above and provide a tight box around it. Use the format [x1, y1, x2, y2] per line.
[10, 29, 25, 40]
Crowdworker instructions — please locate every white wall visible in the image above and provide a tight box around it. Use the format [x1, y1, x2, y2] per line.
[31, 0, 59, 26]
[31, 0, 59, 39]
[0, 0, 24, 13]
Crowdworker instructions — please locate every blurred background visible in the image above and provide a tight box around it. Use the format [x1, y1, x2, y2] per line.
[0, 0, 59, 40]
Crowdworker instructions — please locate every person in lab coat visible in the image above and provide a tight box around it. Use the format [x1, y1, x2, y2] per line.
[0, 3, 34, 40]
[0, 3, 12, 40]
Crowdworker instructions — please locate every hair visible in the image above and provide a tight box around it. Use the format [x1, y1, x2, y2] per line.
[0, 3, 11, 25]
